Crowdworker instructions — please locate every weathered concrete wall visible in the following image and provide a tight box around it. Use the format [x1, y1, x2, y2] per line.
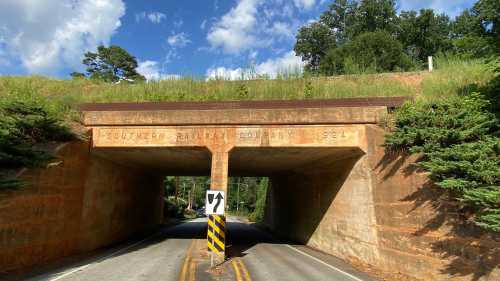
[365, 125, 500, 281]
[265, 154, 381, 265]
[0, 140, 163, 272]
[264, 124, 500, 281]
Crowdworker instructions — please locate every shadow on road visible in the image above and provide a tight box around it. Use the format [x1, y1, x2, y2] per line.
[3, 219, 291, 281]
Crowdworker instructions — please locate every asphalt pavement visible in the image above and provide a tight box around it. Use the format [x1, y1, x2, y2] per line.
[17, 217, 373, 281]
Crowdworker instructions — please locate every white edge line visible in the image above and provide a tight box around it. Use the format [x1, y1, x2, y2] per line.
[285, 244, 365, 281]
[49, 232, 159, 281]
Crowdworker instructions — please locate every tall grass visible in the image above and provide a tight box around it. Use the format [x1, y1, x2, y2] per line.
[0, 57, 493, 117]
[421, 55, 494, 101]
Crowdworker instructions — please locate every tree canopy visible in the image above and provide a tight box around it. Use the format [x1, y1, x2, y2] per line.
[295, 0, 498, 75]
[320, 31, 411, 75]
[294, 22, 336, 72]
[71, 45, 145, 83]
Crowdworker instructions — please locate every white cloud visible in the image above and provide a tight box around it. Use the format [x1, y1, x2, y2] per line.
[293, 0, 316, 10]
[267, 22, 294, 39]
[0, 0, 125, 75]
[148, 12, 166, 24]
[167, 32, 191, 48]
[137, 60, 180, 81]
[136, 11, 166, 24]
[206, 0, 307, 55]
[255, 51, 304, 77]
[206, 51, 303, 80]
[137, 60, 161, 80]
[206, 67, 246, 80]
[207, 0, 264, 54]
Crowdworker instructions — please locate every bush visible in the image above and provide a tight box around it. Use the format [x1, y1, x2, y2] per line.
[0, 99, 74, 190]
[320, 31, 414, 75]
[386, 92, 500, 232]
[164, 197, 187, 219]
[452, 36, 495, 59]
[183, 208, 197, 219]
[248, 178, 268, 222]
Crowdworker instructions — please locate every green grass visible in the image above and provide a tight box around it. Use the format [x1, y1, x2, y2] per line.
[0, 57, 493, 118]
[421, 56, 495, 101]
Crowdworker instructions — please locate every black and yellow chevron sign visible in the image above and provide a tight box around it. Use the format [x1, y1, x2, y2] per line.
[207, 214, 225, 254]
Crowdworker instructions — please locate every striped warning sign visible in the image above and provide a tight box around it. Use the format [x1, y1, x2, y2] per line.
[207, 214, 225, 254]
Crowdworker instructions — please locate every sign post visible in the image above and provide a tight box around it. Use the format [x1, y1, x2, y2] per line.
[205, 191, 226, 267]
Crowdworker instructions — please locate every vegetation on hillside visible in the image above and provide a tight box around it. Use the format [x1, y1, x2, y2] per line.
[0, 57, 492, 106]
[381, 0, 499, 232]
[0, 98, 74, 189]
[386, 59, 500, 232]
[295, 0, 499, 75]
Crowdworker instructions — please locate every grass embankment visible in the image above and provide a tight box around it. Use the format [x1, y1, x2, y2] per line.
[0, 58, 493, 114]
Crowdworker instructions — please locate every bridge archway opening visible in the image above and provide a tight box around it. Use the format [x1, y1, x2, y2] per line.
[80, 98, 400, 263]
[88, 144, 367, 250]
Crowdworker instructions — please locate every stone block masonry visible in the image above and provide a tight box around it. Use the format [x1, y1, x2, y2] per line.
[0, 140, 164, 272]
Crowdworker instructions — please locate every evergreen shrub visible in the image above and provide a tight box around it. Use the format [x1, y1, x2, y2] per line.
[386, 90, 500, 232]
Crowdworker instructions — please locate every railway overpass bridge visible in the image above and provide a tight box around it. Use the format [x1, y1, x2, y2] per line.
[2, 97, 498, 281]
[78, 96, 404, 273]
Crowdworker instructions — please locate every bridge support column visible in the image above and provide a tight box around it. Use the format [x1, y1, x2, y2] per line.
[207, 145, 232, 265]
[209, 149, 230, 193]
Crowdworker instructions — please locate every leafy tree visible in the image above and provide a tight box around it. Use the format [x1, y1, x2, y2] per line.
[319, 0, 358, 44]
[296, 0, 401, 72]
[452, 2, 498, 57]
[397, 9, 452, 62]
[452, 0, 500, 57]
[452, 35, 493, 58]
[452, 9, 484, 38]
[76, 45, 145, 83]
[319, 47, 347, 75]
[474, 0, 499, 39]
[295, 0, 497, 73]
[471, 0, 500, 55]
[350, 0, 398, 36]
[320, 31, 412, 75]
[294, 22, 336, 72]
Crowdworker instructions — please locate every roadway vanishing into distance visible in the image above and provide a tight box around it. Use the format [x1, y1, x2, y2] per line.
[15, 217, 373, 281]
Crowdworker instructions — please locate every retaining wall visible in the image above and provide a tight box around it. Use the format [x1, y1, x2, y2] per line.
[265, 125, 500, 281]
[0, 140, 163, 272]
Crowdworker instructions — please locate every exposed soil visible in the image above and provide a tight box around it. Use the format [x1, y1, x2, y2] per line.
[346, 256, 423, 281]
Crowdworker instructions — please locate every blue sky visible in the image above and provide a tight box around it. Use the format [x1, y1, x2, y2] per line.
[0, 0, 476, 80]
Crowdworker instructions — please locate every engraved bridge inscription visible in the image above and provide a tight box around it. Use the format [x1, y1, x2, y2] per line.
[92, 125, 366, 151]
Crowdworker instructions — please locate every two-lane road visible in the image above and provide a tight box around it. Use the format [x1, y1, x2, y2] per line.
[19, 218, 373, 281]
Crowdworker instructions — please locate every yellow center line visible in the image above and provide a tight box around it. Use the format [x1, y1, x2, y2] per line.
[237, 259, 252, 281]
[231, 260, 243, 281]
[179, 240, 195, 281]
[188, 258, 196, 281]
